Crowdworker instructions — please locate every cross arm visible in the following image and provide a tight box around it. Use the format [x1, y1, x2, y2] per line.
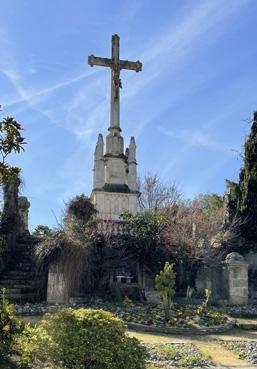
[119, 59, 142, 72]
[88, 55, 113, 68]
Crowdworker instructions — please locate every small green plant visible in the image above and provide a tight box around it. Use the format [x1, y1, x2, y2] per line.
[0, 288, 24, 359]
[155, 262, 176, 321]
[147, 365, 160, 369]
[179, 352, 205, 368]
[17, 308, 147, 369]
[203, 288, 212, 307]
[156, 344, 177, 360]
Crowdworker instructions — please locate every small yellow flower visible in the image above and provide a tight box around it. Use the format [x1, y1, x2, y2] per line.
[3, 325, 10, 332]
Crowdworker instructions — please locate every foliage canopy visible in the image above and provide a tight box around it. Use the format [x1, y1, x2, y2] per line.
[0, 289, 24, 359]
[17, 308, 147, 369]
[226, 111, 257, 251]
[122, 210, 167, 271]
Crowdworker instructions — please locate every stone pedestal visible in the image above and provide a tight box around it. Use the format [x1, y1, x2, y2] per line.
[225, 252, 249, 305]
[92, 190, 138, 220]
[47, 264, 69, 304]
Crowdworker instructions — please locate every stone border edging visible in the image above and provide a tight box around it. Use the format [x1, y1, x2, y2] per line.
[236, 322, 257, 330]
[126, 318, 235, 335]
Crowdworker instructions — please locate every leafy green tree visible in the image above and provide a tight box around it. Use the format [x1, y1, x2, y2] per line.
[195, 193, 224, 218]
[32, 225, 52, 240]
[122, 210, 167, 271]
[0, 116, 26, 183]
[155, 262, 176, 321]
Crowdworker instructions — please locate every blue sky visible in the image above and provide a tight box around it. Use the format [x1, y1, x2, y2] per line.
[0, 0, 257, 230]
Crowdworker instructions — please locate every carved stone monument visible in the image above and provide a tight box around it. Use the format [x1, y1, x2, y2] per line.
[89, 35, 142, 220]
[225, 252, 249, 305]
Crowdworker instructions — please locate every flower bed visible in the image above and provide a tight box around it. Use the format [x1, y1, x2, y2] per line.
[221, 341, 257, 365]
[106, 299, 232, 332]
[146, 343, 213, 368]
[219, 304, 257, 318]
[14, 299, 233, 333]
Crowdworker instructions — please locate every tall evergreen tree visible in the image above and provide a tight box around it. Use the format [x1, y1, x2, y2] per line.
[237, 111, 257, 243]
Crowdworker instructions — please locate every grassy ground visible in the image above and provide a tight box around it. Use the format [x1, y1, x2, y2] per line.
[128, 329, 257, 368]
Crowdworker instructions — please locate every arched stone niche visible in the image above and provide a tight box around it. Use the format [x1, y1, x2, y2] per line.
[225, 252, 249, 305]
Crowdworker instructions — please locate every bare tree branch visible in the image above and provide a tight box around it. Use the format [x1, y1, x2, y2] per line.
[138, 173, 182, 210]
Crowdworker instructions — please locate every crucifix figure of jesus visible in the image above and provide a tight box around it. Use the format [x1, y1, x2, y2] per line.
[88, 34, 142, 130]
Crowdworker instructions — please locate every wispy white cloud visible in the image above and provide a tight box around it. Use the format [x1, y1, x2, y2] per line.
[122, 0, 248, 101]
[0, 0, 248, 145]
[141, 1, 246, 65]
[64, 0, 248, 146]
[1, 67, 97, 108]
[164, 129, 233, 154]
[0, 0, 251, 217]
[63, 77, 109, 144]
[156, 95, 246, 182]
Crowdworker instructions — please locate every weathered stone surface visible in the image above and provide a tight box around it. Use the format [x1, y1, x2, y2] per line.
[92, 190, 138, 220]
[18, 196, 30, 236]
[0, 242, 38, 302]
[47, 264, 68, 304]
[226, 253, 249, 305]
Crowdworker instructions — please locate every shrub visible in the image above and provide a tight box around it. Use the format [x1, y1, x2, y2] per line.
[17, 308, 147, 369]
[65, 194, 97, 223]
[0, 289, 24, 359]
[155, 262, 176, 321]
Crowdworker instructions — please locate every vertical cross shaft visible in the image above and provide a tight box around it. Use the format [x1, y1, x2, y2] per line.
[112, 34, 119, 63]
[111, 35, 121, 130]
[88, 34, 142, 131]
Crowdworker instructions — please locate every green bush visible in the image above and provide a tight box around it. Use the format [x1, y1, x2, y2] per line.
[155, 262, 176, 321]
[17, 308, 147, 369]
[0, 289, 24, 359]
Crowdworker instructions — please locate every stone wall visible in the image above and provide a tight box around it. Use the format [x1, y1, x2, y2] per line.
[196, 253, 249, 306]
[195, 264, 228, 302]
[244, 251, 257, 301]
[47, 263, 69, 304]
[225, 253, 248, 305]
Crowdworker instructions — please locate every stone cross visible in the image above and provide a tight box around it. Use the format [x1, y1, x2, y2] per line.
[88, 34, 142, 130]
